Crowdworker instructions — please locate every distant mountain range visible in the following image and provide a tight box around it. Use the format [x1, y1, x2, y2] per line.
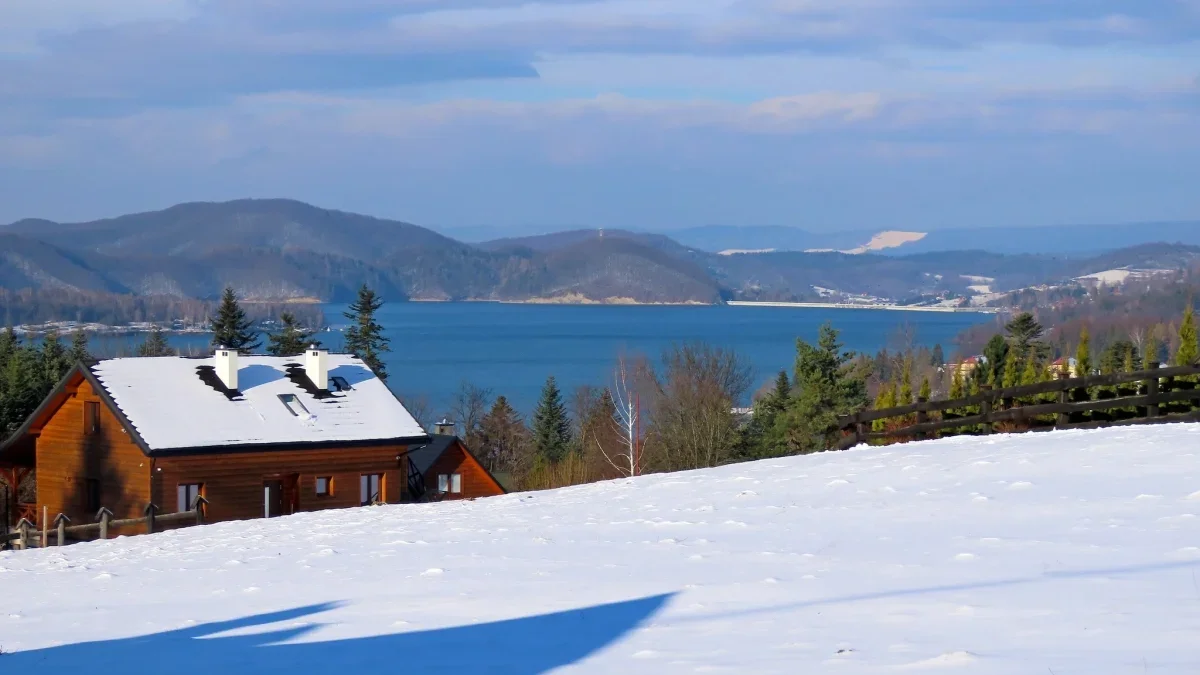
[3, 199, 1199, 311]
[662, 221, 1200, 256]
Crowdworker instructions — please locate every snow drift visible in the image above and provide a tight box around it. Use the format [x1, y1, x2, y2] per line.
[2, 425, 1199, 673]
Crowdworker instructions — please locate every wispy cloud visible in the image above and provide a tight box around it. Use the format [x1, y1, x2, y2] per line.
[0, 0, 1197, 228]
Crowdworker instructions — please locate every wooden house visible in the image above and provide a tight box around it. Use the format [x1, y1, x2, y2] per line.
[404, 425, 506, 501]
[0, 348, 430, 535]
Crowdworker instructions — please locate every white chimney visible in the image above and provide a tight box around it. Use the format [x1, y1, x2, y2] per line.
[306, 345, 328, 391]
[215, 347, 238, 390]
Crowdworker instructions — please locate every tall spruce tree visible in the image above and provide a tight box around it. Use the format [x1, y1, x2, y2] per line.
[210, 286, 261, 353]
[531, 376, 572, 462]
[1005, 312, 1047, 357]
[40, 329, 71, 386]
[1176, 305, 1199, 366]
[981, 334, 1009, 385]
[68, 329, 92, 366]
[779, 323, 869, 452]
[137, 327, 175, 357]
[343, 284, 391, 381]
[1076, 327, 1093, 377]
[267, 311, 320, 357]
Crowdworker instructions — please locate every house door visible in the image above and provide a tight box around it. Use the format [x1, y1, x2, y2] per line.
[281, 474, 300, 515]
[263, 480, 284, 518]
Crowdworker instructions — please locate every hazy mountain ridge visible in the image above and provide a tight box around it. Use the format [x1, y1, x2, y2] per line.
[3, 200, 1198, 309]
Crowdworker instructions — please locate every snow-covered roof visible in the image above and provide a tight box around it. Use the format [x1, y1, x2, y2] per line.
[90, 354, 427, 452]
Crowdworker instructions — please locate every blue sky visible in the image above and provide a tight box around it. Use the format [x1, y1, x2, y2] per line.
[1, 0, 1198, 234]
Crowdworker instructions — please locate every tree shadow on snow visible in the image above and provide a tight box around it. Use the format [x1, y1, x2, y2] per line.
[4, 593, 674, 674]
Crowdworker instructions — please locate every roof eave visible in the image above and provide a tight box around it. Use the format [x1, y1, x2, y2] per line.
[143, 434, 433, 458]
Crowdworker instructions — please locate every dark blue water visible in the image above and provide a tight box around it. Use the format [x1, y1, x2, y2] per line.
[133, 303, 989, 417]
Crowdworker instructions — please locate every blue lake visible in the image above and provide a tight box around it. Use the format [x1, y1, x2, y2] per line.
[124, 303, 992, 418]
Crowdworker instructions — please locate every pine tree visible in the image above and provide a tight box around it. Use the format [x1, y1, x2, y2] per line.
[768, 370, 791, 413]
[949, 367, 965, 400]
[1076, 327, 1092, 377]
[780, 323, 869, 452]
[981, 334, 1009, 385]
[1176, 305, 1199, 366]
[1020, 349, 1041, 386]
[871, 384, 896, 433]
[267, 311, 319, 357]
[343, 284, 391, 381]
[479, 395, 527, 473]
[68, 329, 92, 366]
[531, 376, 572, 462]
[137, 327, 175, 357]
[40, 329, 71, 386]
[210, 286, 261, 353]
[919, 376, 932, 401]
[1005, 312, 1047, 357]
[1144, 328, 1160, 369]
[898, 357, 913, 405]
[1123, 343, 1136, 373]
[1001, 346, 1022, 388]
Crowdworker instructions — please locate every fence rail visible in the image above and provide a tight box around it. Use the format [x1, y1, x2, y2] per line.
[837, 361, 1200, 449]
[0, 496, 208, 550]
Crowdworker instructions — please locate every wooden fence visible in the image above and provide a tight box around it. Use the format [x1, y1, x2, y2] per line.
[0, 496, 208, 551]
[837, 362, 1200, 449]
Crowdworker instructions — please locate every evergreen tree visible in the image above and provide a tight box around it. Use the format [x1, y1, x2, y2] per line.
[1144, 328, 1161, 369]
[137, 327, 175, 357]
[40, 329, 71, 386]
[267, 311, 319, 357]
[210, 286, 261, 353]
[930, 344, 945, 368]
[1005, 312, 1047, 357]
[1001, 346, 1022, 388]
[767, 370, 791, 413]
[531, 376, 572, 462]
[981, 334, 1009, 385]
[871, 384, 896, 433]
[1020, 349, 1041, 385]
[898, 357, 913, 405]
[68, 329, 92, 366]
[949, 367, 965, 400]
[918, 376, 932, 402]
[0, 345, 44, 437]
[1076, 327, 1093, 377]
[779, 323, 869, 453]
[1176, 305, 1199, 366]
[343, 284, 391, 381]
[479, 395, 527, 473]
[1123, 342, 1137, 373]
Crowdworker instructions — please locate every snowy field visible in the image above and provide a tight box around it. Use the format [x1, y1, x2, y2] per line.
[3, 426, 1199, 673]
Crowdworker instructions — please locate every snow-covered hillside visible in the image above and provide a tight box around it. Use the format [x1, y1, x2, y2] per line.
[3, 426, 1199, 673]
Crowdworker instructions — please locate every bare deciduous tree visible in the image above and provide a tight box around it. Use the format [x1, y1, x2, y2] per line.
[448, 380, 493, 452]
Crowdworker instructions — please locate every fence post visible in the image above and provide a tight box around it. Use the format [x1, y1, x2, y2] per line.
[192, 495, 209, 526]
[96, 507, 113, 540]
[54, 513, 70, 547]
[144, 503, 159, 535]
[16, 518, 33, 550]
[1056, 372, 1070, 427]
[979, 385, 993, 435]
[915, 397, 929, 440]
[1146, 362, 1161, 418]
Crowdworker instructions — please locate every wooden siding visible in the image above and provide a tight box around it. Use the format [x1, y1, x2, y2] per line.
[34, 379, 150, 534]
[152, 445, 411, 523]
[425, 441, 505, 500]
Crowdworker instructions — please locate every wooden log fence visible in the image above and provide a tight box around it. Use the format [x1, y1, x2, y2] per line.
[838, 362, 1200, 449]
[0, 496, 208, 551]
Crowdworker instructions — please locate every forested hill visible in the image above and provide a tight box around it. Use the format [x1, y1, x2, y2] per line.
[3, 199, 1199, 314]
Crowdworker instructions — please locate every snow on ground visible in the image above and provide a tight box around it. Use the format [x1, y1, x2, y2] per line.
[3, 426, 1200, 673]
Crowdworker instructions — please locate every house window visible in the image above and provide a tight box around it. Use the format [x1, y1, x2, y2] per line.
[177, 483, 202, 512]
[316, 476, 332, 497]
[85, 479, 101, 512]
[83, 401, 100, 435]
[437, 474, 449, 492]
[450, 474, 462, 494]
[360, 474, 383, 506]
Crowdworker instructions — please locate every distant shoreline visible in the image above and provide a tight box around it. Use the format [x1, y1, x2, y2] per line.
[726, 300, 999, 314]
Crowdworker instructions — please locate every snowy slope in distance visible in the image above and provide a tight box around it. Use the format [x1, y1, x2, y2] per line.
[2, 426, 1200, 674]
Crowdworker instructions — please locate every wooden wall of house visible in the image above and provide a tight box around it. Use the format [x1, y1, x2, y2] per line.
[35, 379, 151, 535]
[425, 441, 505, 500]
[152, 445, 411, 524]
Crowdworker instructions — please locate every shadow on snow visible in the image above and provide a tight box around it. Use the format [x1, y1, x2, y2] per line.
[4, 593, 675, 674]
